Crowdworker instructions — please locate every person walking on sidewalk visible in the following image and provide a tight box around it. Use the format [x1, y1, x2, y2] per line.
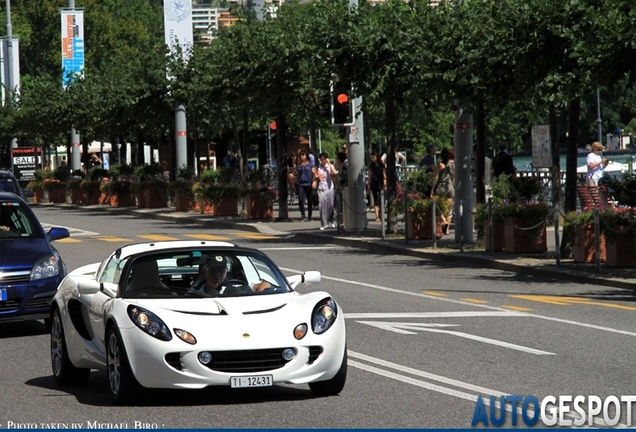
[314, 153, 338, 230]
[296, 150, 314, 221]
[368, 151, 386, 222]
[432, 149, 455, 235]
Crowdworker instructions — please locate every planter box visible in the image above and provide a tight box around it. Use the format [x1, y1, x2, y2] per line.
[83, 190, 100, 205]
[606, 228, 636, 267]
[484, 222, 505, 252]
[572, 224, 606, 263]
[136, 193, 147, 208]
[407, 217, 443, 240]
[198, 195, 238, 216]
[143, 187, 168, 208]
[244, 193, 273, 219]
[70, 188, 84, 205]
[47, 185, 67, 203]
[174, 195, 196, 212]
[504, 217, 547, 253]
[32, 189, 44, 203]
[98, 191, 110, 205]
[109, 194, 136, 208]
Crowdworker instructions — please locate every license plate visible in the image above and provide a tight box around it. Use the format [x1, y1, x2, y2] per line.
[230, 375, 273, 388]
[0, 289, 6, 301]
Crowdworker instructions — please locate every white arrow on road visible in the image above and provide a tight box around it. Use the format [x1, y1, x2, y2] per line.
[357, 321, 555, 356]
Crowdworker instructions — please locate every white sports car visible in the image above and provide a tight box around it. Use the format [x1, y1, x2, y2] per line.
[50, 241, 346, 404]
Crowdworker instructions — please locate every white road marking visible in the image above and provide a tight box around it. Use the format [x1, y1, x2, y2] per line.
[260, 246, 344, 251]
[357, 321, 554, 355]
[345, 311, 525, 319]
[349, 350, 623, 427]
[278, 266, 636, 338]
[40, 223, 99, 237]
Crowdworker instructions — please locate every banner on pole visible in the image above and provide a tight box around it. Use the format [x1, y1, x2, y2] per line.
[61, 9, 84, 88]
[163, 0, 193, 57]
[532, 125, 552, 168]
[0, 38, 20, 105]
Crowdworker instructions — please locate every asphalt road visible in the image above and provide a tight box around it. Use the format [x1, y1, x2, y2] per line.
[1, 206, 635, 429]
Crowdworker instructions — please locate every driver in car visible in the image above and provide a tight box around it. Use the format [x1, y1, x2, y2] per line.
[196, 255, 270, 295]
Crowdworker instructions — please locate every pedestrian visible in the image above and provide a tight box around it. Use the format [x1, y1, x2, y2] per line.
[314, 153, 338, 230]
[492, 141, 516, 178]
[419, 145, 436, 172]
[58, 160, 70, 181]
[473, 145, 492, 185]
[382, 148, 406, 182]
[432, 149, 455, 235]
[586, 141, 609, 186]
[295, 150, 314, 221]
[367, 151, 386, 222]
[307, 146, 316, 168]
[90, 154, 102, 168]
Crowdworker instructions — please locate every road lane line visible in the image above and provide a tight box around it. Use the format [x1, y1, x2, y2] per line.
[345, 311, 525, 319]
[502, 305, 533, 312]
[138, 234, 179, 241]
[183, 234, 232, 241]
[278, 267, 636, 337]
[349, 351, 623, 427]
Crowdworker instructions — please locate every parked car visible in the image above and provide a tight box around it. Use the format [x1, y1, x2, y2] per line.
[0, 192, 70, 328]
[0, 169, 27, 200]
[50, 241, 347, 404]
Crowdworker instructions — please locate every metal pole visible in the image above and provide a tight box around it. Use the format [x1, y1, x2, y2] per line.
[380, 189, 385, 240]
[453, 101, 474, 243]
[488, 197, 493, 255]
[432, 198, 437, 249]
[596, 87, 603, 144]
[459, 200, 464, 253]
[553, 203, 560, 266]
[594, 209, 601, 272]
[66, 0, 81, 172]
[5, 0, 18, 170]
[267, 123, 271, 166]
[175, 104, 187, 170]
[404, 185, 409, 244]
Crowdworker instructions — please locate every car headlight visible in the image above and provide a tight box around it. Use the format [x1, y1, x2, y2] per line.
[127, 305, 172, 341]
[30, 254, 60, 280]
[311, 297, 338, 335]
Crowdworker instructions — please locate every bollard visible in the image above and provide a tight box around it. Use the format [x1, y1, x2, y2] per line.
[459, 200, 464, 253]
[404, 186, 409, 245]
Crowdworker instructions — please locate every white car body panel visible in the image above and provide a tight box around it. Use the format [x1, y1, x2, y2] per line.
[51, 241, 346, 394]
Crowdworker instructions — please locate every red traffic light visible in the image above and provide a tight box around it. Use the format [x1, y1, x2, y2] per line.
[336, 93, 349, 104]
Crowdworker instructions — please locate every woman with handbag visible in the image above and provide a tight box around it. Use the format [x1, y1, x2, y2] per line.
[432, 149, 455, 235]
[313, 153, 338, 230]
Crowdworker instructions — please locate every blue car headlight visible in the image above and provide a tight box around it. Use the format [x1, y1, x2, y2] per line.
[30, 254, 60, 280]
[127, 305, 172, 341]
[312, 297, 338, 335]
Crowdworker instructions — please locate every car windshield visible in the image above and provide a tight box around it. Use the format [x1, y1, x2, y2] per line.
[122, 249, 291, 299]
[0, 201, 38, 238]
[0, 179, 17, 194]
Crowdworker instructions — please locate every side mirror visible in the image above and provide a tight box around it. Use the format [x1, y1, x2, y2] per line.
[78, 279, 101, 295]
[301, 271, 321, 284]
[47, 227, 70, 242]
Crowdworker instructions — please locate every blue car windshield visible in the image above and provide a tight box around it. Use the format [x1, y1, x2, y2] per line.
[0, 202, 38, 238]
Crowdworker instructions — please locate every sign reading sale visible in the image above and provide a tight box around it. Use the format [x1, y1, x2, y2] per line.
[12, 147, 42, 181]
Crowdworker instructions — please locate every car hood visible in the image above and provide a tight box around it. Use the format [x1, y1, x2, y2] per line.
[0, 238, 51, 270]
[131, 293, 299, 316]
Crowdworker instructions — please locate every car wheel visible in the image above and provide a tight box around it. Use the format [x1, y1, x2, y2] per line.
[309, 350, 347, 396]
[50, 308, 90, 385]
[106, 326, 141, 404]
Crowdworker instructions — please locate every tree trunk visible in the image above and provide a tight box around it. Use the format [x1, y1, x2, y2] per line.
[276, 113, 289, 220]
[385, 96, 398, 234]
[475, 98, 486, 205]
[561, 97, 581, 258]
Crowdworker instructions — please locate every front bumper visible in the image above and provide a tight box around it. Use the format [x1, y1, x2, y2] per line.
[0, 280, 61, 323]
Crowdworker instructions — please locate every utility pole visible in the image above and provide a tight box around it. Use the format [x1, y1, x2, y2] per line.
[343, 0, 367, 232]
[4, 0, 18, 170]
[63, 0, 81, 172]
[454, 101, 474, 244]
[596, 87, 603, 143]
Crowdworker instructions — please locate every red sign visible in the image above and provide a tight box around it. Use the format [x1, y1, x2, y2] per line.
[455, 123, 473, 130]
[176, 131, 187, 136]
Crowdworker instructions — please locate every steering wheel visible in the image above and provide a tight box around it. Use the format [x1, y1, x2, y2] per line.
[218, 279, 252, 294]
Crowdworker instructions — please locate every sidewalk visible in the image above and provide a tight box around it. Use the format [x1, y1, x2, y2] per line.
[38, 201, 636, 291]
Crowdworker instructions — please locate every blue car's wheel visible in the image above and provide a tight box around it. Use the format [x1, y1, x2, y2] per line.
[50, 308, 90, 385]
[106, 326, 141, 404]
[309, 350, 347, 396]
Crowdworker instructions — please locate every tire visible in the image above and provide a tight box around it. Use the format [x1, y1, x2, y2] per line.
[106, 326, 142, 404]
[50, 308, 90, 386]
[309, 350, 347, 396]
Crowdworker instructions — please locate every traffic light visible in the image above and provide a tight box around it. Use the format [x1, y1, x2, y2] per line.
[332, 83, 354, 126]
[317, 84, 331, 120]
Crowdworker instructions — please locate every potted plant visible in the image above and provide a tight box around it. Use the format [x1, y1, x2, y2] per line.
[42, 169, 67, 203]
[563, 210, 606, 263]
[169, 179, 196, 211]
[193, 168, 240, 216]
[133, 164, 168, 208]
[406, 196, 450, 240]
[242, 168, 274, 219]
[598, 207, 636, 267]
[475, 197, 508, 252]
[499, 202, 552, 253]
[104, 164, 135, 207]
[26, 170, 47, 203]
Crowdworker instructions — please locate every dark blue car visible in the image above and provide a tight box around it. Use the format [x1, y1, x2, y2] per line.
[0, 192, 70, 328]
